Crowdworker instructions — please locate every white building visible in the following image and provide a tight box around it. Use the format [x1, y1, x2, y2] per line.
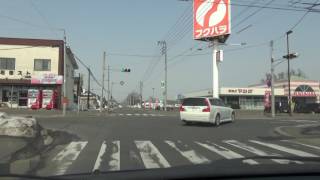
[183, 76, 320, 110]
[0, 37, 78, 109]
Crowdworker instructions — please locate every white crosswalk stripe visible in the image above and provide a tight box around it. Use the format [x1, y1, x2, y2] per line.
[135, 141, 170, 168]
[196, 141, 258, 165]
[224, 140, 302, 164]
[165, 140, 210, 164]
[93, 141, 120, 172]
[40, 139, 320, 176]
[250, 140, 319, 157]
[52, 141, 88, 175]
[114, 113, 166, 117]
[282, 140, 320, 150]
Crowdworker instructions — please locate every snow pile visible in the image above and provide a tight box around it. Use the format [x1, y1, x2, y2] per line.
[0, 112, 39, 138]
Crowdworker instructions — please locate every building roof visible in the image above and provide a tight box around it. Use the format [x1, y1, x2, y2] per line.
[0, 37, 63, 47]
[66, 46, 78, 69]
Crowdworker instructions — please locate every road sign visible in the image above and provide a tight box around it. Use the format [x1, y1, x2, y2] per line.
[161, 81, 165, 89]
[120, 81, 125, 86]
[193, 0, 231, 40]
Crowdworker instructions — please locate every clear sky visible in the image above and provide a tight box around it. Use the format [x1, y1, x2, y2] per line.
[0, 0, 319, 101]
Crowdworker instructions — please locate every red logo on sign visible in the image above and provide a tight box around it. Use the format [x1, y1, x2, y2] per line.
[193, 0, 231, 40]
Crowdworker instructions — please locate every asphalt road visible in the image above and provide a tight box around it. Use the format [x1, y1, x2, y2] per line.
[26, 108, 320, 176]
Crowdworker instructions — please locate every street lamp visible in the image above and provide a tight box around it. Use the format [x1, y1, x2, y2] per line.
[286, 30, 293, 115]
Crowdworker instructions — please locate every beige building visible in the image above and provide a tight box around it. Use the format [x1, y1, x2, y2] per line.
[0, 37, 78, 109]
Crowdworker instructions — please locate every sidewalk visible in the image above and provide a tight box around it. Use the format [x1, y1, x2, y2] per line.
[274, 123, 320, 147]
[0, 137, 28, 173]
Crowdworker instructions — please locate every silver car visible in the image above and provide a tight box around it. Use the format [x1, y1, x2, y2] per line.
[180, 97, 235, 126]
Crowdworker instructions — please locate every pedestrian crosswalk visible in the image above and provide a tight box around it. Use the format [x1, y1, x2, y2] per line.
[36, 139, 320, 176]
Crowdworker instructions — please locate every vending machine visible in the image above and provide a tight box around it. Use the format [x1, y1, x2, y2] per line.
[28, 89, 42, 110]
[42, 90, 58, 110]
[42, 90, 53, 109]
[27, 89, 38, 108]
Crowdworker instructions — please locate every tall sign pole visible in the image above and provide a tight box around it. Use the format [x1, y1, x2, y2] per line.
[212, 39, 219, 98]
[193, 0, 231, 99]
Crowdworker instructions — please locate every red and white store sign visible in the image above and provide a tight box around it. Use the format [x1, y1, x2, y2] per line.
[193, 0, 231, 40]
[293, 91, 316, 97]
[31, 74, 63, 85]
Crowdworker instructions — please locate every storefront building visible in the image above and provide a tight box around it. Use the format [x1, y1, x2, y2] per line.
[0, 37, 78, 109]
[183, 78, 320, 110]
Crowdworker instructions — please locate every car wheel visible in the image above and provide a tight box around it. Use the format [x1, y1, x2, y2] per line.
[215, 115, 220, 127]
[182, 120, 191, 126]
[231, 112, 235, 122]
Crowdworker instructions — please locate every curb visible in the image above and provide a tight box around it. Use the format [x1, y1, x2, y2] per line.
[273, 123, 320, 138]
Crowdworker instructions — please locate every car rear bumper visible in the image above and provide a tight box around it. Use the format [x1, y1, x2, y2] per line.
[180, 112, 210, 122]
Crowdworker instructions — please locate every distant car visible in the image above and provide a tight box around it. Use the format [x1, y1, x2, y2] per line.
[179, 97, 235, 126]
[295, 103, 320, 113]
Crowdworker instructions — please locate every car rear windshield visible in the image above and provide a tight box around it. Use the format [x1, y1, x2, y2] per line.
[182, 98, 206, 106]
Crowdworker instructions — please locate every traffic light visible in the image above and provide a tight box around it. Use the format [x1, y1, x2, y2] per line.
[121, 68, 131, 72]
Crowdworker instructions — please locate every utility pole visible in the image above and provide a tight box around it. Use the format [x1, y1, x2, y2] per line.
[100, 51, 106, 113]
[152, 88, 155, 100]
[87, 67, 91, 110]
[107, 65, 110, 111]
[212, 39, 219, 98]
[286, 30, 293, 116]
[62, 30, 67, 116]
[139, 81, 143, 106]
[77, 73, 81, 114]
[270, 40, 275, 118]
[158, 41, 167, 111]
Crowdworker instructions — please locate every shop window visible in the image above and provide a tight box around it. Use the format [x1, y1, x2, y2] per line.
[34, 59, 51, 71]
[0, 58, 15, 70]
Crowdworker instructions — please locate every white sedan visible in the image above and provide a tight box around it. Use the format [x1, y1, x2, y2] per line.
[179, 97, 235, 126]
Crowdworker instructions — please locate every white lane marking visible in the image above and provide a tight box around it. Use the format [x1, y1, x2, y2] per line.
[279, 120, 317, 123]
[118, 114, 124, 116]
[142, 114, 148, 116]
[93, 141, 107, 172]
[224, 140, 302, 164]
[165, 140, 210, 164]
[134, 113, 140, 116]
[282, 140, 320, 150]
[196, 141, 258, 165]
[250, 140, 319, 157]
[150, 114, 156, 117]
[52, 141, 88, 175]
[92, 141, 120, 171]
[126, 114, 132, 116]
[135, 141, 170, 168]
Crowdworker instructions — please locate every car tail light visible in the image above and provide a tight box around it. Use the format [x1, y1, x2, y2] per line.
[179, 105, 185, 112]
[202, 99, 211, 112]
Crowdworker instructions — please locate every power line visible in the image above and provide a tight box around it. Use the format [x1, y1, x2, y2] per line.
[107, 53, 160, 58]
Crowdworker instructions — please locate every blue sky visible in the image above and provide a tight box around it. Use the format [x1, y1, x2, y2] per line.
[0, 0, 319, 101]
